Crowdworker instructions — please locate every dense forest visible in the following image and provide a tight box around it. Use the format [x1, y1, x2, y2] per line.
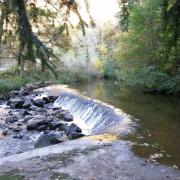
[0, 0, 179, 94]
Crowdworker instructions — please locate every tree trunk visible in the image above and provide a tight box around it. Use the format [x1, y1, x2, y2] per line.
[0, 3, 6, 50]
[15, 0, 35, 71]
[15, 0, 57, 76]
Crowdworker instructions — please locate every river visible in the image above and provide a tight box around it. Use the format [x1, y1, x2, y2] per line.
[69, 80, 180, 168]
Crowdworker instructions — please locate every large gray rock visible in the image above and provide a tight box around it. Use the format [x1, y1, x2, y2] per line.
[54, 109, 68, 119]
[48, 121, 66, 131]
[27, 118, 50, 131]
[66, 123, 81, 133]
[23, 99, 32, 109]
[63, 113, 73, 122]
[32, 99, 46, 107]
[65, 123, 84, 140]
[34, 134, 61, 148]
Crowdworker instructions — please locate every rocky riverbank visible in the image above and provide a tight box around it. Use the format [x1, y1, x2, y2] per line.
[0, 82, 85, 157]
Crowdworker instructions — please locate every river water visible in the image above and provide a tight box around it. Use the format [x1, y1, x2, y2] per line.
[69, 80, 180, 168]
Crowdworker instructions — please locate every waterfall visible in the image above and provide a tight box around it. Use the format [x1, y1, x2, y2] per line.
[54, 91, 132, 135]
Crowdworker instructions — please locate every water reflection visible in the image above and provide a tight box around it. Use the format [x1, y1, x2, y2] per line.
[69, 80, 180, 168]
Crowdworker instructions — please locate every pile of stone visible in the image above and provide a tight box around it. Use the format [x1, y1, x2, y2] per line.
[0, 82, 84, 149]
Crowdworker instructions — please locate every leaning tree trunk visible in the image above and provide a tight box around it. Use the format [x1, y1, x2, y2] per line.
[15, 0, 35, 76]
[15, 0, 57, 77]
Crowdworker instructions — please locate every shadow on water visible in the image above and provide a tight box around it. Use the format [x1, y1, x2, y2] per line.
[69, 80, 180, 168]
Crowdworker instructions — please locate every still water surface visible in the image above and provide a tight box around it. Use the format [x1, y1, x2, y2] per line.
[69, 80, 180, 168]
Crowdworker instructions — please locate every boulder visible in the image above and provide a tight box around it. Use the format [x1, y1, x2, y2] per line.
[67, 131, 84, 140]
[27, 118, 50, 131]
[65, 123, 84, 140]
[21, 110, 32, 116]
[53, 110, 73, 121]
[29, 105, 37, 111]
[32, 99, 46, 107]
[43, 103, 54, 109]
[63, 113, 73, 122]
[49, 131, 69, 142]
[27, 120, 40, 130]
[23, 116, 33, 123]
[48, 121, 66, 131]
[37, 125, 47, 131]
[52, 109, 66, 116]
[34, 134, 61, 148]
[23, 100, 32, 109]
[66, 123, 82, 133]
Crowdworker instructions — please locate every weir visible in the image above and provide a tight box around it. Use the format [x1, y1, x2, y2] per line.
[54, 89, 132, 135]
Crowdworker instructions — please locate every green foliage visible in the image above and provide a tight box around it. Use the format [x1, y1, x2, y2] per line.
[113, 0, 180, 93]
[95, 24, 118, 79]
[117, 65, 180, 93]
[103, 59, 116, 78]
[117, 0, 130, 32]
[0, 68, 89, 93]
[0, 0, 88, 77]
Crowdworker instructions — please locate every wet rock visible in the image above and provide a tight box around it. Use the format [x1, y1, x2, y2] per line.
[21, 110, 32, 116]
[34, 134, 61, 148]
[36, 108, 48, 113]
[5, 116, 18, 124]
[44, 130, 51, 134]
[0, 100, 5, 105]
[19, 86, 33, 96]
[0, 123, 6, 129]
[27, 118, 50, 131]
[29, 105, 37, 111]
[37, 125, 48, 131]
[65, 123, 84, 140]
[23, 100, 32, 109]
[54, 109, 70, 120]
[49, 131, 69, 142]
[33, 99, 46, 107]
[2, 130, 8, 136]
[66, 131, 84, 140]
[64, 113, 73, 122]
[17, 122, 22, 126]
[52, 109, 65, 116]
[66, 123, 82, 133]
[23, 116, 33, 123]
[13, 127, 22, 133]
[27, 122, 38, 130]
[43, 103, 54, 109]
[7, 98, 24, 109]
[43, 96, 58, 103]
[13, 133, 23, 139]
[48, 121, 66, 131]
[53, 106, 62, 111]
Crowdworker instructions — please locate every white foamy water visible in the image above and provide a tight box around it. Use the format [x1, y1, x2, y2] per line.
[54, 92, 132, 135]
